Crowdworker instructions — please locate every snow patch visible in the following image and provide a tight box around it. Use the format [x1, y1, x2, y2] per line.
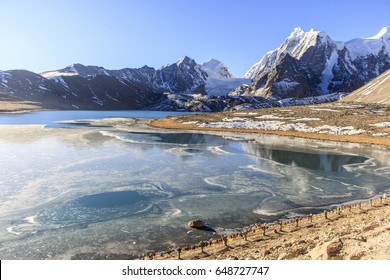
[38, 85, 49, 91]
[41, 71, 78, 78]
[199, 120, 365, 135]
[233, 112, 258, 116]
[318, 50, 339, 94]
[295, 117, 321, 121]
[273, 80, 300, 92]
[310, 108, 341, 112]
[369, 122, 390, 128]
[372, 132, 389, 137]
[106, 94, 120, 102]
[255, 114, 286, 119]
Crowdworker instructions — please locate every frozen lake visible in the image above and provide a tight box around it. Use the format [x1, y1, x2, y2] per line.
[0, 111, 389, 259]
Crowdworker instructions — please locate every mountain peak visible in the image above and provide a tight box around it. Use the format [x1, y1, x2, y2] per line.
[201, 59, 234, 79]
[367, 26, 390, 40]
[244, 27, 334, 79]
[65, 63, 83, 73]
[346, 27, 390, 60]
[291, 27, 304, 34]
[286, 27, 305, 40]
[176, 56, 195, 66]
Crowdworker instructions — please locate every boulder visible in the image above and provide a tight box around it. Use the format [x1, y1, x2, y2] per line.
[327, 240, 343, 258]
[188, 219, 204, 228]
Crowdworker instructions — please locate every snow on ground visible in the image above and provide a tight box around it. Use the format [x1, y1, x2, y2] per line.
[38, 85, 49, 91]
[52, 76, 72, 92]
[369, 122, 390, 127]
[255, 114, 287, 119]
[199, 117, 365, 135]
[310, 108, 341, 112]
[273, 80, 300, 93]
[295, 117, 321, 121]
[233, 112, 258, 116]
[372, 133, 389, 137]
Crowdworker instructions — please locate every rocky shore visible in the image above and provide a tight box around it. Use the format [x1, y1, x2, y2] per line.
[160, 197, 390, 260]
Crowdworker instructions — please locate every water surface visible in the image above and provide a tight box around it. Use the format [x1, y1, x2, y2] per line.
[0, 110, 389, 259]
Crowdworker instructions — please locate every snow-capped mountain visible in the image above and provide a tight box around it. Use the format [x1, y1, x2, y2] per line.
[41, 63, 110, 78]
[2, 68, 161, 110]
[201, 59, 251, 97]
[202, 59, 233, 79]
[242, 27, 390, 99]
[157, 56, 208, 93]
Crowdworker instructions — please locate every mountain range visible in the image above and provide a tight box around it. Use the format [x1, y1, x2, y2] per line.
[1, 27, 389, 111]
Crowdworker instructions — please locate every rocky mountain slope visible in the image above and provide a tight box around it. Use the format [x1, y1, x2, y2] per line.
[241, 27, 390, 100]
[341, 69, 390, 105]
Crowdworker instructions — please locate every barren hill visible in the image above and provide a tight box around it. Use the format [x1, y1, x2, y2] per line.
[342, 70, 390, 105]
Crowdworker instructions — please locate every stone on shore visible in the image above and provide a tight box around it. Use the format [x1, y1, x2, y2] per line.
[327, 240, 343, 258]
[188, 219, 204, 228]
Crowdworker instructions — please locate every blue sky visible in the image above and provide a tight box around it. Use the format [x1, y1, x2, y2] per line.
[0, 0, 389, 76]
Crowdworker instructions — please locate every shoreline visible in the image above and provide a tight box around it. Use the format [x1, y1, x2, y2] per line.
[150, 118, 390, 147]
[149, 117, 390, 148]
[0, 100, 46, 114]
[153, 196, 390, 260]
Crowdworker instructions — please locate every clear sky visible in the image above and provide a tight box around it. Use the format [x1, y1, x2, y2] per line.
[0, 0, 389, 77]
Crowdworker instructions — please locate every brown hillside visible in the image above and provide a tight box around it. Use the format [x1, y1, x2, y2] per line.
[342, 70, 390, 105]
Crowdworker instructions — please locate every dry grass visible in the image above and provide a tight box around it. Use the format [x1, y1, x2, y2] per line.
[342, 70, 390, 105]
[0, 99, 44, 113]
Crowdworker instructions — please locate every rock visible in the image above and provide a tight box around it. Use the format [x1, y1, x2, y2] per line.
[327, 240, 343, 258]
[280, 247, 308, 260]
[278, 253, 287, 260]
[350, 252, 364, 260]
[188, 219, 204, 228]
[363, 223, 379, 232]
[263, 250, 272, 257]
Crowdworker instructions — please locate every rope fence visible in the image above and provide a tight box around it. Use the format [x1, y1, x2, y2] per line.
[139, 194, 389, 260]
